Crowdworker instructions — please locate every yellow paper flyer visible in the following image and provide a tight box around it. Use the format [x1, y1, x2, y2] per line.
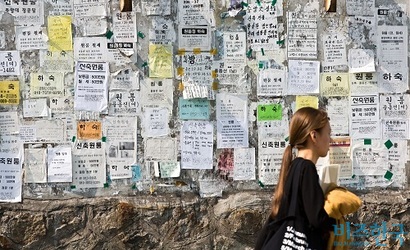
[148, 44, 173, 78]
[0, 80, 20, 105]
[48, 15, 73, 51]
[295, 95, 319, 111]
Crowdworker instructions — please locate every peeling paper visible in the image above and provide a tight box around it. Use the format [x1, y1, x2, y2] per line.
[24, 148, 47, 184]
[199, 180, 225, 198]
[144, 138, 177, 161]
[74, 16, 108, 36]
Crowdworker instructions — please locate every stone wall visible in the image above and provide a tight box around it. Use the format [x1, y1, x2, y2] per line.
[0, 190, 409, 249]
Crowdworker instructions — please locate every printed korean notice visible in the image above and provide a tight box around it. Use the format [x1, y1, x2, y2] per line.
[77, 121, 102, 140]
[322, 33, 347, 72]
[74, 62, 109, 112]
[0, 80, 20, 105]
[0, 51, 21, 76]
[15, 26, 47, 51]
[140, 78, 173, 109]
[351, 139, 387, 176]
[288, 60, 320, 95]
[113, 11, 138, 43]
[181, 121, 213, 169]
[0, 153, 22, 203]
[258, 138, 286, 185]
[215, 31, 246, 85]
[349, 72, 378, 94]
[50, 96, 74, 114]
[23, 98, 49, 118]
[346, 0, 374, 16]
[214, 60, 246, 86]
[30, 72, 64, 97]
[73, 0, 108, 18]
[144, 138, 177, 161]
[48, 0, 73, 16]
[142, 0, 171, 16]
[257, 103, 282, 121]
[24, 148, 47, 183]
[148, 44, 173, 78]
[326, 98, 349, 137]
[178, 98, 210, 120]
[257, 68, 286, 96]
[0, 0, 44, 25]
[320, 73, 349, 97]
[39, 50, 74, 72]
[178, 0, 213, 26]
[149, 17, 176, 44]
[178, 26, 211, 51]
[380, 94, 410, 119]
[179, 52, 214, 99]
[222, 31, 247, 65]
[350, 95, 380, 139]
[382, 119, 408, 140]
[48, 16, 73, 51]
[233, 148, 256, 181]
[107, 42, 134, 66]
[142, 107, 170, 137]
[104, 116, 137, 179]
[72, 142, 106, 189]
[0, 135, 22, 155]
[110, 68, 139, 90]
[287, 12, 317, 59]
[377, 26, 408, 93]
[74, 37, 108, 62]
[20, 119, 65, 143]
[348, 49, 375, 73]
[257, 105, 289, 140]
[244, 2, 281, 51]
[0, 111, 19, 136]
[216, 93, 248, 148]
[386, 139, 407, 175]
[47, 147, 72, 182]
[108, 90, 140, 115]
[329, 137, 352, 178]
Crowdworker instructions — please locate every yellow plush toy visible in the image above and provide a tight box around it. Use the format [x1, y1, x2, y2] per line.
[324, 183, 362, 250]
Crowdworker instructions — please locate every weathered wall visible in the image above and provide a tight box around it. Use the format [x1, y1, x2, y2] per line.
[0, 0, 410, 248]
[0, 191, 409, 249]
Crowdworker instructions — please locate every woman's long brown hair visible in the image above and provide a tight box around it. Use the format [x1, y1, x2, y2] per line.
[270, 107, 329, 218]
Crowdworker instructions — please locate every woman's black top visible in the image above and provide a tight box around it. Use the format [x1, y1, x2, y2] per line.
[255, 157, 335, 250]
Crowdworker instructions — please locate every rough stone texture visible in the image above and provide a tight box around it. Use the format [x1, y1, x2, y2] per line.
[0, 190, 409, 249]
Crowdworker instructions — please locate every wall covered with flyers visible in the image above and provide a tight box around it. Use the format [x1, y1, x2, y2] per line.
[0, 0, 409, 202]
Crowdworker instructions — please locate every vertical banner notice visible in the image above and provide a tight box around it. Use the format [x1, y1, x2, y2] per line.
[216, 93, 248, 148]
[74, 62, 109, 112]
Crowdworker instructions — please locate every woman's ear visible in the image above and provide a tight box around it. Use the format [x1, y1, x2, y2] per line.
[310, 131, 317, 143]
